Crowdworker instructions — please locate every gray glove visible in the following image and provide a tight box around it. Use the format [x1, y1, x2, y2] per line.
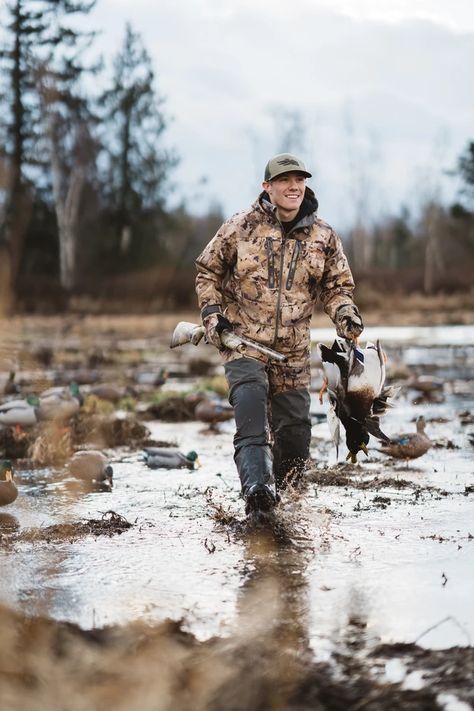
[335, 304, 364, 341]
[203, 313, 233, 350]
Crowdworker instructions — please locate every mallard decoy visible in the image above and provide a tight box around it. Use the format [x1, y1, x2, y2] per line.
[134, 367, 168, 387]
[142, 447, 200, 470]
[67, 450, 113, 487]
[408, 375, 444, 403]
[39, 382, 84, 421]
[379, 416, 432, 460]
[0, 394, 41, 428]
[194, 397, 234, 430]
[318, 338, 397, 463]
[3, 371, 21, 396]
[89, 383, 124, 404]
[408, 375, 444, 395]
[0, 460, 18, 506]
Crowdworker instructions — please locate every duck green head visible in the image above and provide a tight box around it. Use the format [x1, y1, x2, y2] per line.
[26, 394, 40, 406]
[185, 451, 199, 462]
[0, 460, 14, 481]
[69, 382, 84, 405]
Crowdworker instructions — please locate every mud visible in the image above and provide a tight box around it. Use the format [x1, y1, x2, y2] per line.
[0, 511, 132, 546]
[0, 315, 473, 709]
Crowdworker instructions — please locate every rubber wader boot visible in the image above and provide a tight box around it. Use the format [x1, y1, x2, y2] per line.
[224, 358, 277, 514]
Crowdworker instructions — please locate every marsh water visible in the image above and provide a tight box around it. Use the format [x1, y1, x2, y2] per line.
[1, 324, 473, 691]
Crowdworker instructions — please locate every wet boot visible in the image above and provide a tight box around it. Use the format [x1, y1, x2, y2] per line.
[271, 388, 311, 491]
[224, 358, 277, 516]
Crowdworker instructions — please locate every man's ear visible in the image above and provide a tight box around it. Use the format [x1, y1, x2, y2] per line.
[262, 181, 271, 192]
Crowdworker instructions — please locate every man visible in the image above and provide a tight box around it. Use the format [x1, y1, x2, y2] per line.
[195, 153, 363, 518]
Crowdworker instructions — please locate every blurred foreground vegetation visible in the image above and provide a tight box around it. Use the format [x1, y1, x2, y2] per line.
[0, 1, 473, 315]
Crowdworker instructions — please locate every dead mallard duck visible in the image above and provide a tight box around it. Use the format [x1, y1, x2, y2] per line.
[142, 447, 200, 470]
[67, 450, 113, 487]
[379, 416, 432, 460]
[0, 460, 18, 506]
[318, 338, 397, 462]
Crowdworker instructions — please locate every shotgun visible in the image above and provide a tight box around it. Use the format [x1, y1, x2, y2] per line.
[170, 321, 288, 363]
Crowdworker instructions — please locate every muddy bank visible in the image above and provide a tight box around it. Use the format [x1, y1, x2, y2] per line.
[0, 598, 472, 711]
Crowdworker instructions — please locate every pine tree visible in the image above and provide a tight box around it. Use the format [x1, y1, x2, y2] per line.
[99, 22, 177, 263]
[0, 0, 96, 309]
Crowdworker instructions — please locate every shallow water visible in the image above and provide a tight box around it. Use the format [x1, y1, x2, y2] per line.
[0, 325, 473, 664]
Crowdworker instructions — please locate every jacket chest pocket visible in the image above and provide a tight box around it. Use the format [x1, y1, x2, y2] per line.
[302, 244, 326, 282]
[237, 236, 278, 298]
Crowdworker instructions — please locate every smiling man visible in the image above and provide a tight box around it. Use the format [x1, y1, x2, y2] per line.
[195, 153, 363, 521]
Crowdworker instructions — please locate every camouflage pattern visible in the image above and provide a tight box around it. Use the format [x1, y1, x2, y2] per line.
[195, 188, 357, 391]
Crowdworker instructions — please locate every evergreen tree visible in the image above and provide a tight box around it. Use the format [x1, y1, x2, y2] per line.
[0, 0, 96, 309]
[99, 22, 177, 264]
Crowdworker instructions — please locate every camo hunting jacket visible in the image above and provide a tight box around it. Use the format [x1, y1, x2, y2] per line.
[195, 188, 356, 367]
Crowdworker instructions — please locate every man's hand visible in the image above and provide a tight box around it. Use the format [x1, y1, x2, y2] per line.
[203, 313, 233, 349]
[335, 304, 364, 341]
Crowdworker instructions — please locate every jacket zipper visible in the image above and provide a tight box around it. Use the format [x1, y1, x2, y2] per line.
[286, 240, 301, 290]
[273, 235, 286, 348]
[266, 237, 275, 289]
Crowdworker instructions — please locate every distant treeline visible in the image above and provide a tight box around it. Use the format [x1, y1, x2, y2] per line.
[0, 1, 473, 313]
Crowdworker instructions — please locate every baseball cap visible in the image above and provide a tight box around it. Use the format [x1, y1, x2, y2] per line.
[264, 153, 312, 181]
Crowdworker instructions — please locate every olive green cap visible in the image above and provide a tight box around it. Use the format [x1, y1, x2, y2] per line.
[264, 153, 312, 181]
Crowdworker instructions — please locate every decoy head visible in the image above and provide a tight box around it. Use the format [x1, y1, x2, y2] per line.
[415, 416, 426, 433]
[0, 460, 14, 482]
[102, 464, 113, 487]
[185, 451, 200, 468]
[26, 394, 41, 406]
[69, 382, 84, 405]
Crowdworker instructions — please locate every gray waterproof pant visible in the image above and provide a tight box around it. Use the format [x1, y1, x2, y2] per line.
[224, 357, 311, 494]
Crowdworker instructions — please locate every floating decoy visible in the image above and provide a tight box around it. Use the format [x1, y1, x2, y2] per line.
[379, 416, 432, 461]
[318, 338, 397, 462]
[89, 383, 124, 404]
[67, 450, 113, 487]
[408, 375, 444, 394]
[39, 382, 84, 421]
[142, 447, 200, 470]
[0, 460, 18, 506]
[194, 397, 234, 430]
[0, 395, 41, 428]
[3, 371, 21, 396]
[133, 367, 168, 387]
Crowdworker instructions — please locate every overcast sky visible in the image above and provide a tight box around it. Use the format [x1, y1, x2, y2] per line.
[73, 1, 474, 229]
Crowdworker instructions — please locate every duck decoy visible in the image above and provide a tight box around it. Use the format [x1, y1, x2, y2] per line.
[379, 416, 432, 461]
[318, 338, 397, 463]
[0, 460, 18, 506]
[133, 367, 168, 388]
[67, 450, 113, 487]
[0, 394, 41, 428]
[39, 382, 84, 421]
[89, 383, 124, 404]
[408, 375, 444, 394]
[3, 371, 21, 396]
[194, 397, 234, 430]
[142, 447, 199, 470]
[408, 375, 445, 403]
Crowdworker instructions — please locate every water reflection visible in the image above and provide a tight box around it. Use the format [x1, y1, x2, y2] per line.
[233, 526, 314, 697]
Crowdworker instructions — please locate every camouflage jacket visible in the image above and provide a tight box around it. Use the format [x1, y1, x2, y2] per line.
[195, 188, 356, 366]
